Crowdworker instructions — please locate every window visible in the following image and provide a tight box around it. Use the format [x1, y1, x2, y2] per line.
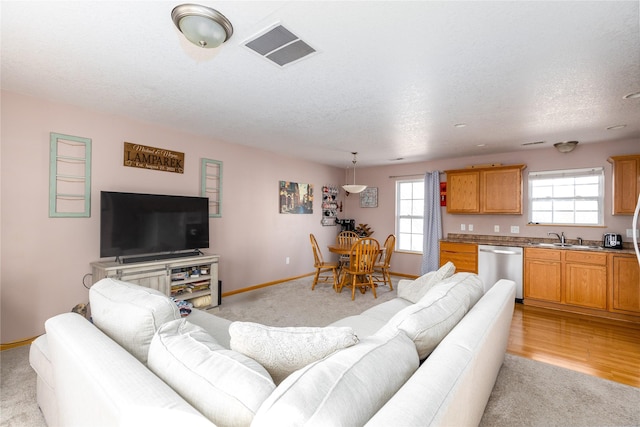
[396, 180, 424, 252]
[528, 167, 604, 226]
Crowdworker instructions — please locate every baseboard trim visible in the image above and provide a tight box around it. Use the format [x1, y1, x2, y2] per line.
[221, 272, 315, 297]
[1, 336, 39, 351]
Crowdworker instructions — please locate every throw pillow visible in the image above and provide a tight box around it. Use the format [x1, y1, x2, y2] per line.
[148, 319, 275, 427]
[251, 328, 419, 427]
[381, 272, 484, 359]
[229, 322, 359, 384]
[397, 261, 456, 303]
[89, 278, 181, 364]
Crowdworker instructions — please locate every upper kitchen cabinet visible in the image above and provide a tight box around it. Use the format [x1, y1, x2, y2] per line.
[445, 164, 526, 214]
[608, 154, 640, 215]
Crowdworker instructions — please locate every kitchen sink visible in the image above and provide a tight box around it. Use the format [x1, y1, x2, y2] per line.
[529, 242, 601, 249]
[529, 242, 570, 247]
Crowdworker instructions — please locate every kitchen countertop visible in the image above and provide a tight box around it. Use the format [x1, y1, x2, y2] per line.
[442, 233, 637, 255]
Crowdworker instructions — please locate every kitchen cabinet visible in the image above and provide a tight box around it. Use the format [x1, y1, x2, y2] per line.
[524, 248, 562, 302]
[610, 253, 640, 314]
[564, 251, 607, 309]
[445, 164, 526, 214]
[608, 154, 640, 215]
[439, 241, 477, 273]
[525, 247, 640, 322]
[525, 248, 608, 309]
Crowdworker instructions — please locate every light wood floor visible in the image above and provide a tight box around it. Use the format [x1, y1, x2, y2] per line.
[508, 303, 640, 387]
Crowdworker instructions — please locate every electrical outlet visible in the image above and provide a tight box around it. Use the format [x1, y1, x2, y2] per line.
[627, 229, 639, 238]
[494, 225, 500, 233]
[511, 226, 520, 234]
[460, 224, 466, 231]
[286, 257, 290, 265]
[468, 224, 474, 231]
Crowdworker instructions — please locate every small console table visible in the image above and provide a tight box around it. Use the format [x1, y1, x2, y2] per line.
[91, 253, 220, 309]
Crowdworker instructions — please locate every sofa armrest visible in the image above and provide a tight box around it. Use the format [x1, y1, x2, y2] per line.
[45, 313, 215, 427]
[366, 280, 516, 427]
[396, 279, 414, 295]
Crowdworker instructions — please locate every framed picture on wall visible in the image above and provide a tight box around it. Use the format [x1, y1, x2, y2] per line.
[360, 187, 378, 208]
[279, 181, 313, 214]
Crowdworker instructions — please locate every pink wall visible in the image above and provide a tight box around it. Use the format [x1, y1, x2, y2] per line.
[0, 91, 344, 343]
[342, 139, 640, 275]
[2, 90, 638, 343]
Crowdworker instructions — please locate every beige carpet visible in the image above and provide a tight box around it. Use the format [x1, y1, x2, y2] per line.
[1, 275, 638, 426]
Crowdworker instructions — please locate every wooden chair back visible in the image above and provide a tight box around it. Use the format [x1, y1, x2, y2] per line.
[336, 231, 359, 247]
[309, 233, 324, 267]
[380, 234, 396, 267]
[348, 237, 380, 274]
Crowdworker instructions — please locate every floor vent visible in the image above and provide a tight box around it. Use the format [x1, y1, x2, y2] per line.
[244, 25, 316, 67]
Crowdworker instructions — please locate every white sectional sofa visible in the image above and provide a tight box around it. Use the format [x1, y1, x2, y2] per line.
[30, 267, 515, 427]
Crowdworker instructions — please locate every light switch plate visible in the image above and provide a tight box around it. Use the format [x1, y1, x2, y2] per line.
[461, 224, 466, 231]
[511, 226, 520, 234]
[494, 225, 500, 232]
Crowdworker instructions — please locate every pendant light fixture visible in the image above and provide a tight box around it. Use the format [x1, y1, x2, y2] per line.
[342, 152, 367, 195]
[172, 4, 233, 49]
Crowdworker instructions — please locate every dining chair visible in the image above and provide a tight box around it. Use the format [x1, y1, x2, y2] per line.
[336, 231, 360, 265]
[337, 237, 380, 300]
[309, 234, 339, 291]
[372, 234, 395, 290]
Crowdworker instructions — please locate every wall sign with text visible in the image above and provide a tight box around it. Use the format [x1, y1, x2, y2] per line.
[123, 142, 184, 174]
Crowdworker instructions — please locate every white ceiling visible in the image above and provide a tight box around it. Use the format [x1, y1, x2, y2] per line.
[2, 1, 639, 167]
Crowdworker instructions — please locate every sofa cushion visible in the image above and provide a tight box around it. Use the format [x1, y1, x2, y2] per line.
[89, 278, 181, 364]
[229, 322, 359, 384]
[251, 328, 419, 427]
[397, 261, 456, 303]
[380, 272, 484, 359]
[148, 319, 275, 427]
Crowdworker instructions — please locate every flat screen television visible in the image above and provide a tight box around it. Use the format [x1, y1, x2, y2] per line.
[100, 191, 209, 261]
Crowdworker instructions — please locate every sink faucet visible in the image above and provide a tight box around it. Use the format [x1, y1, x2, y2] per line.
[548, 232, 566, 244]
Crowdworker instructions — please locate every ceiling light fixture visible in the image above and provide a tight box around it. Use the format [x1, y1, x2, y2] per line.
[342, 152, 367, 195]
[606, 124, 627, 130]
[554, 141, 579, 153]
[172, 4, 233, 48]
[623, 91, 640, 99]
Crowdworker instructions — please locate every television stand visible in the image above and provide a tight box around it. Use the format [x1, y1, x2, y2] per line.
[91, 253, 220, 309]
[118, 250, 202, 264]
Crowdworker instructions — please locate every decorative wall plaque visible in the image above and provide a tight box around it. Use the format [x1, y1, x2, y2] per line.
[123, 142, 184, 174]
[360, 187, 378, 208]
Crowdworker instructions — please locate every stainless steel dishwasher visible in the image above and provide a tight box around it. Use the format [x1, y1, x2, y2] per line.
[478, 245, 523, 302]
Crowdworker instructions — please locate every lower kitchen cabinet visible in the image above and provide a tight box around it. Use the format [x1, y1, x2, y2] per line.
[524, 247, 639, 322]
[611, 254, 640, 314]
[524, 249, 561, 302]
[564, 251, 607, 309]
[439, 241, 478, 273]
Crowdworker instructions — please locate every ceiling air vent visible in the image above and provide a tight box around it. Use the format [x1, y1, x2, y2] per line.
[244, 25, 316, 67]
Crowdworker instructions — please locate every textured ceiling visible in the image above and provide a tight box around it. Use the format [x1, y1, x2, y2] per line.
[2, 1, 639, 167]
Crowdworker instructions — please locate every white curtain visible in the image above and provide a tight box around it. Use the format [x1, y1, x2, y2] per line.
[421, 171, 442, 275]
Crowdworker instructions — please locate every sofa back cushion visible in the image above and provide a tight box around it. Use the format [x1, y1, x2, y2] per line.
[89, 278, 180, 363]
[148, 319, 275, 427]
[251, 328, 419, 427]
[397, 261, 456, 303]
[229, 322, 359, 384]
[381, 273, 484, 359]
